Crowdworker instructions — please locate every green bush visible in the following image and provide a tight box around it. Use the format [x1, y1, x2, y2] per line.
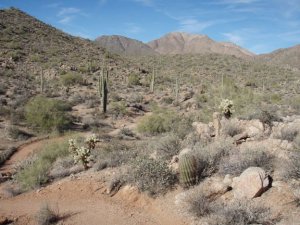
[60, 72, 83, 87]
[128, 73, 141, 86]
[15, 141, 69, 191]
[137, 108, 180, 135]
[25, 96, 71, 132]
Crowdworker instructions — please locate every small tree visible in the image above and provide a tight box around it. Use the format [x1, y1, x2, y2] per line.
[25, 96, 71, 132]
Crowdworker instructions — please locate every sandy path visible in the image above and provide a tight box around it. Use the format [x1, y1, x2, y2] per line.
[0, 172, 188, 225]
[0, 133, 190, 225]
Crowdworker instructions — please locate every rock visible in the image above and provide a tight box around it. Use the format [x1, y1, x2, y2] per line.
[232, 167, 270, 199]
[192, 122, 212, 139]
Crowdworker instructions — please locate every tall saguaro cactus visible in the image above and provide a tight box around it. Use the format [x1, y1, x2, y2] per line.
[40, 68, 44, 94]
[98, 67, 109, 113]
[175, 75, 179, 103]
[150, 66, 155, 93]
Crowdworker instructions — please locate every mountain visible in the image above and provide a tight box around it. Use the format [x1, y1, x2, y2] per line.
[95, 35, 158, 56]
[258, 44, 300, 70]
[147, 32, 255, 58]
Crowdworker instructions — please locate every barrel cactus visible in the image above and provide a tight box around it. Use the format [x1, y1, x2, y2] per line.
[179, 153, 198, 188]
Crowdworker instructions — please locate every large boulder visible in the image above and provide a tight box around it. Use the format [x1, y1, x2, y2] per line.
[232, 167, 270, 199]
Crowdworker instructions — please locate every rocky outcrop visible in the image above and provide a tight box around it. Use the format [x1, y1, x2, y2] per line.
[232, 167, 271, 199]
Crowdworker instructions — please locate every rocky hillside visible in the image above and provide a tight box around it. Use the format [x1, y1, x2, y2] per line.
[0, 8, 139, 118]
[95, 35, 158, 56]
[147, 32, 255, 58]
[258, 44, 300, 70]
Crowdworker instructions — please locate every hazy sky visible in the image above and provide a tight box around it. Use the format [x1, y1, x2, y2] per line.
[1, 0, 300, 54]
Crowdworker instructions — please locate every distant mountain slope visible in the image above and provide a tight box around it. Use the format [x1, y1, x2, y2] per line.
[258, 44, 300, 70]
[95, 35, 158, 56]
[147, 32, 255, 58]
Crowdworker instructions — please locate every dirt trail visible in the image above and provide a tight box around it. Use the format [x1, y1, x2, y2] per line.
[0, 134, 190, 225]
[0, 136, 67, 174]
[0, 172, 188, 225]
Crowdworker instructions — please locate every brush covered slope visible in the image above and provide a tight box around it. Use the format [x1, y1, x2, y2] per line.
[95, 35, 158, 56]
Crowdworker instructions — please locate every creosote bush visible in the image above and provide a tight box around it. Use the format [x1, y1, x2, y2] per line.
[128, 73, 141, 86]
[137, 108, 180, 135]
[25, 95, 71, 133]
[129, 157, 177, 196]
[60, 72, 83, 87]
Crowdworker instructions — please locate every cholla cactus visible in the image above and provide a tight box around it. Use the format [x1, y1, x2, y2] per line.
[73, 146, 91, 169]
[219, 99, 234, 118]
[85, 134, 99, 150]
[68, 135, 97, 169]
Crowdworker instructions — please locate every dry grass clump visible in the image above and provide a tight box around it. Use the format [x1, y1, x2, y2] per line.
[36, 204, 61, 225]
[219, 148, 273, 176]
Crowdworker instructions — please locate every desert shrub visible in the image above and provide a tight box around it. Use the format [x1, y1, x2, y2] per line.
[129, 157, 177, 196]
[248, 109, 281, 126]
[185, 186, 279, 224]
[60, 72, 83, 86]
[150, 134, 181, 160]
[279, 152, 300, 180]
[161, 96, 174, 105]
[128, 73, 140, 86]
[0, 147, 17, 166]
[193, 139, 233, 178]
[0, 84, 7, 95]
[48, 156, 81, 179]
[137, 108, 180, 135]
[222, 120, 243, 137]
[25, 96, 71, 133]
[294, 133, 300, 149]
[110, 101, 128, 118]
[279, 127, 299, 142]
[93, 142, 136, 170]
[5, 125, 32, 140]
[15, 141, 69, 191]
[219, 148, 273, 176]
[210, 201, 278, 225]
[186, 190, 214, 217]
[36, 204, 60, 225]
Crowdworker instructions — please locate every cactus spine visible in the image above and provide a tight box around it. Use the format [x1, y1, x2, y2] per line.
[150, 66, 155, 93]
[98, 67, 108, 113]
[179, 153, 198, 188]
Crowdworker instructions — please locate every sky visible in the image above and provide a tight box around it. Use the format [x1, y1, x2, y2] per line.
[0, 0, 300, 54]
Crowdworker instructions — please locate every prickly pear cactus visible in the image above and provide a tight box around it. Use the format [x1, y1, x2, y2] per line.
[179, 153, 198, 188]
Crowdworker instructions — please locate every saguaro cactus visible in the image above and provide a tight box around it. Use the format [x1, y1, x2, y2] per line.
[40, 68, 44, 94]
[150, 66, 155, 93]
[175, 75, 179, 103]
[98, 67, 109, 113]
[179, 153, 198, 188]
